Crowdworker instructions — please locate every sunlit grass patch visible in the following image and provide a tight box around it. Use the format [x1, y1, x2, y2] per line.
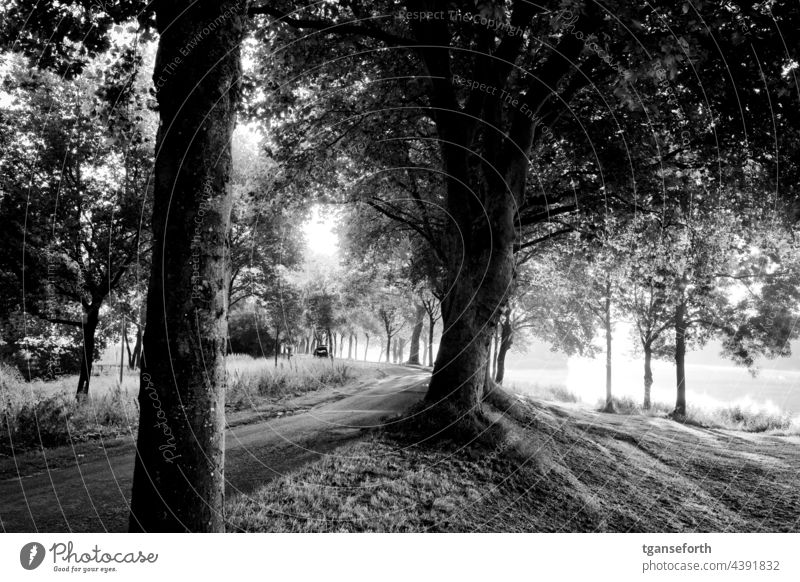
[226, 436, 520, 533]
[506, 381, 581, 403]
[228, 387, 800, 533]
[599, 392, 796, 434]
[599, 395, 672, 416]
[688, 403, 795, 433]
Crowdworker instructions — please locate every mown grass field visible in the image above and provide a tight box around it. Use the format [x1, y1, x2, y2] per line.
[227, 387, 800, 532]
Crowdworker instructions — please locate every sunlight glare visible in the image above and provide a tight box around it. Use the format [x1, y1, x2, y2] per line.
[303, 206, 339, 257]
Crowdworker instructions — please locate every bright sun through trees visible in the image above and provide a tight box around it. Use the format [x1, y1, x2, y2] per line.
[303, 205, 340, 258]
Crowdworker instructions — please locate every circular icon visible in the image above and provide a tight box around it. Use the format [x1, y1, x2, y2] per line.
[20, 542, 46, 570]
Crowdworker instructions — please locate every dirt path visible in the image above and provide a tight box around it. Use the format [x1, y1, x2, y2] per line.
[0, 366, 429, 533]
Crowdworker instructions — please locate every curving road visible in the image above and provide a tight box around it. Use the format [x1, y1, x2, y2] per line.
[0, 366, 428, 533]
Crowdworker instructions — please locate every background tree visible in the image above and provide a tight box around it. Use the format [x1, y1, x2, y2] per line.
[0, 44, 154, 396]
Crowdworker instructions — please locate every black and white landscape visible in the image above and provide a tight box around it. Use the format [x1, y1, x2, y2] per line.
[1, 0, 799, 534]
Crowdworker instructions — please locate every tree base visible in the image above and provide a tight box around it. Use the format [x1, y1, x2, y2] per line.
[667, 409, 688, 422]
[388, 398, 505, 448]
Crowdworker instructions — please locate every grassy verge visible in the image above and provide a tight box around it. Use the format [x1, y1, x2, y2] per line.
[602, 395, 798, 434]
[0, 364, 138, 455]
[226, 354, 356, 411]
[508, 381, 797, 434]
[227, 389, 800, 532]
[507, 382, 581, 403]
[1, 355, 362, 454]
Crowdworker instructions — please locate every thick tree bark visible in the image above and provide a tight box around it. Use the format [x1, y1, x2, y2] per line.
[643, 342, 653, 410]
[494, 313, 513, 385]
[398, 337, 406, 363]
[76, 303, 101, 398]
[674, 298, 688, 416]
[425, 166, 516, 416]
[129, 0, 247, 533]
[385, 334, 391, 363]
[415, 7, 589, 421]
[407, 304, 425, 364]
[347, 333, 353, 359]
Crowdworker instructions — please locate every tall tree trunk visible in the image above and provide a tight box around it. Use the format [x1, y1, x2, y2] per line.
[494, 322, 502, 379]
[674, 297, 688, 416]
[347, 334, 353, 359]
[407, 304, 425, 364]
[495, 313, 512, 385]
[423, 123, 521, 418]
[129, 0, 246, 533]
[643, 341, 653, 410]
[119, 315, 126, 384]
[489, 324, 496, 380]
[125, 328, 133, 367]
[75, 303, 101, 399]
[353, 334, 358, 361]
[385, 334, 391, 363]
[602, 279, 615, 413]
[364, 333, 369, 361]
[421, 339, 427, 366]
[274, 325, 279, 367]
[398, 337, 406, 363]
[128, 324, 143, 369]
[410, 9, 586, 423]
[427, 314, 436, 372]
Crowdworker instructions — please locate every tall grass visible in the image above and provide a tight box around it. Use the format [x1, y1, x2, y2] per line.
[0, 363, 138, 454]
[507, 382, 581, 403]
[688, 403, 795, 433]
[226, 355, 355, 411]
[1, 355, 360, 452]
[599, 395, 672, 416]
[600, 394, 796, 433]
